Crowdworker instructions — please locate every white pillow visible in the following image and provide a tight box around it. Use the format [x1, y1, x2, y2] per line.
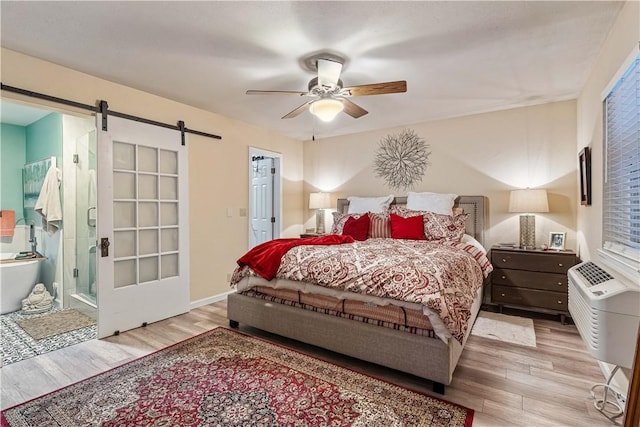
[347, 195, 394, 214]
[406, 191, 457, 215]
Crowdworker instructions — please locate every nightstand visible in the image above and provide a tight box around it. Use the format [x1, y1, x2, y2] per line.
[300, 233, 326, 238]
[490, 246, 578, 323]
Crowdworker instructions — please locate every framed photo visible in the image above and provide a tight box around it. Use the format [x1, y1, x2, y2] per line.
[579, 146, 591, 206]
[549, 232, 566, 251]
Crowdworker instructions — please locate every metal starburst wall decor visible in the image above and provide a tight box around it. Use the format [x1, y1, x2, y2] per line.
[374, 129, 431, 190]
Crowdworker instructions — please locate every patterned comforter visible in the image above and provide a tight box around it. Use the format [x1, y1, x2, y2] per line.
[231, 238, 493, 343]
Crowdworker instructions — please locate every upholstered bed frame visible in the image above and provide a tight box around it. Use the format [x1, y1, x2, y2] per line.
[227, 195, 489, 394]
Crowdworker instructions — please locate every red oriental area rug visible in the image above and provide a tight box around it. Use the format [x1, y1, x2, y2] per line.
[1, 328, 473, 426]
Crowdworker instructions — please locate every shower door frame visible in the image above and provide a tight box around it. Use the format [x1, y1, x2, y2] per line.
[74, 127, 98, 306]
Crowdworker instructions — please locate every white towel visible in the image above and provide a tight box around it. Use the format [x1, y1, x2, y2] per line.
[34, 166, 63, 235]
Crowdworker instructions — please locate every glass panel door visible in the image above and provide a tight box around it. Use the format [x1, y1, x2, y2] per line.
[97, 114, 189, 338]
[75, 129, 97, 304]
[112, 143, 180, 287]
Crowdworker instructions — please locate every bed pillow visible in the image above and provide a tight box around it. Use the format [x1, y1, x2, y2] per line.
[423, 212, 468, 242]
[331, 212, 364, 234]
[347, 195, 394, 214]
[368, 212, 392, 238]
[406, 191, 457, 215]
[342, 214, 370, 241]
[390, 213, 426, 240]
[391, 205, 467, 242]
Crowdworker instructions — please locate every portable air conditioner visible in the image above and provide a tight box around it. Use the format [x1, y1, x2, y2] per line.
[568, 261, 640, 369]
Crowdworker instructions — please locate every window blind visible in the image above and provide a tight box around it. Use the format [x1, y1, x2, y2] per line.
[603, 56, 640, 262]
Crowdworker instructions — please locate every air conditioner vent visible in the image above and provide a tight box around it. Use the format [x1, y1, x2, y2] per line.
[575, 261, 614, 286]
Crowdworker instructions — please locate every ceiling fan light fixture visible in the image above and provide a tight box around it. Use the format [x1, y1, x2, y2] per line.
[309, 98, 344, 122]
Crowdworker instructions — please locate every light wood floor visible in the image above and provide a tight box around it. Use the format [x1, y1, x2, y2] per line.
[1, 300, 619, 426]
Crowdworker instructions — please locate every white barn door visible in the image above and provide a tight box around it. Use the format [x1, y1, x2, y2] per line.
[97, 115, 189, 338]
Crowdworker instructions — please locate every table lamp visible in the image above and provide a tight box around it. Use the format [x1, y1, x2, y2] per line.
[509, 189, 549, 249]
[309, 192, 331, 234]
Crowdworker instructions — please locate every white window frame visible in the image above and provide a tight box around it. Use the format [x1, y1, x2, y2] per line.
[598, 47, 640, 279]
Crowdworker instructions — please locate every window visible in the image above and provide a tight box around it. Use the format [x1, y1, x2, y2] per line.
[603, 55, 640, 264]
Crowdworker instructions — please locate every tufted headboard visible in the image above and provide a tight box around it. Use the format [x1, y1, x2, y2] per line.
[336, 196, 489, 247]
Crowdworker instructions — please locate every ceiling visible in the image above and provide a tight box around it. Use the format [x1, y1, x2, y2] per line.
[0, 1, 624, 141]
[1, 101, 51, 126]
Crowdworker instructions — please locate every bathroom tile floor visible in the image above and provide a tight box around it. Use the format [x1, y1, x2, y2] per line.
[0, 308, 96, 366]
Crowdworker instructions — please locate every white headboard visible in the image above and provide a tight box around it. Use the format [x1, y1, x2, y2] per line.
[336, 196, 489, 247]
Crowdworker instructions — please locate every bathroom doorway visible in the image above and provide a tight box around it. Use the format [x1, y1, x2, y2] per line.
[0, 100, 98, 365]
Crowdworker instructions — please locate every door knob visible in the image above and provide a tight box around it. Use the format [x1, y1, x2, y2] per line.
[100, 237, 110, 257]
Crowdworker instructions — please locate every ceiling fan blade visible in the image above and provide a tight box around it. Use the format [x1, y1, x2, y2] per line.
[342, 98, 368, 118]
[282, 100, 313, 119]
[246, 90, 307, 96]
[341, 80, 407, 97]
[317, 58, 342, 88]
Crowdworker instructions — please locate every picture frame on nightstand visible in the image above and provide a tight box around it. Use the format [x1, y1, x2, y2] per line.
[549, 232, 566, 250]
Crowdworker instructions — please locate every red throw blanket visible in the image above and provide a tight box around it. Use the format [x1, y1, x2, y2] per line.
[237, 235, 355, 280]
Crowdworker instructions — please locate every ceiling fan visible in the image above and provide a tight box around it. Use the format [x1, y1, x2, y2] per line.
[246, 57, 407, 122]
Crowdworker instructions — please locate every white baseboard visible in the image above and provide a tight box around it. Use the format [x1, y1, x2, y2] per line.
[190, 290, 234, 310]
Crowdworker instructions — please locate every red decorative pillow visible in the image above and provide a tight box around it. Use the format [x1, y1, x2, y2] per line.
[390, 213, 426, 240]
[368, 212, 392, 238]
[391, 205, 467, 242]
[331, 212, 363, 234]
[342, 214, 370, 241]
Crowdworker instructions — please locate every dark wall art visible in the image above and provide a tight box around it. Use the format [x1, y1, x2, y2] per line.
[374, 129, 431, 190]
[579, 146, 591, 206]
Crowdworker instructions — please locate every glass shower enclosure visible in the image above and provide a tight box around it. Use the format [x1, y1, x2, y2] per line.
[73, 128, 97, 305]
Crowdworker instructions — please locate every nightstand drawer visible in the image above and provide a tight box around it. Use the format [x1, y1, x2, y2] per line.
[492, 251, 574, 274]
[492, 285, 568, 311]
[492, 268, 568, 292]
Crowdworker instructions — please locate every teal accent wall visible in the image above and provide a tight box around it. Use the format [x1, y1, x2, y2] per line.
[24, 113, 63, 224]
[26, 113, 62, 163]
[0, 123, 27, 218]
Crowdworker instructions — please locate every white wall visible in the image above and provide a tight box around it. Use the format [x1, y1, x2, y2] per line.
[304, 100, 578, 250]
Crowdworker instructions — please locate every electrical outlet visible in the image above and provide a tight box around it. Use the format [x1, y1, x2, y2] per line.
[239, 208, 247, 217]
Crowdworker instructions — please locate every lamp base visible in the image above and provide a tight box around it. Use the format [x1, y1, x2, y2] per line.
[519, 214, 536, 249]
[315, 209, 326, 234]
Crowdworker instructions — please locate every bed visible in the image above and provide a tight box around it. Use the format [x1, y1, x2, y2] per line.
[227, 195, 490, 394]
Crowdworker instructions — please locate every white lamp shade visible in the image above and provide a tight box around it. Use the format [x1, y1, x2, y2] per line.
[309, 98, 344, 122]
[309, 192, 331, 209]
[509, 189, 549, 213]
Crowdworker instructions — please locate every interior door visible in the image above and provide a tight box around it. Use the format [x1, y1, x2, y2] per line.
[250, 156, 274, 247]
[96, 114, 189, 338]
